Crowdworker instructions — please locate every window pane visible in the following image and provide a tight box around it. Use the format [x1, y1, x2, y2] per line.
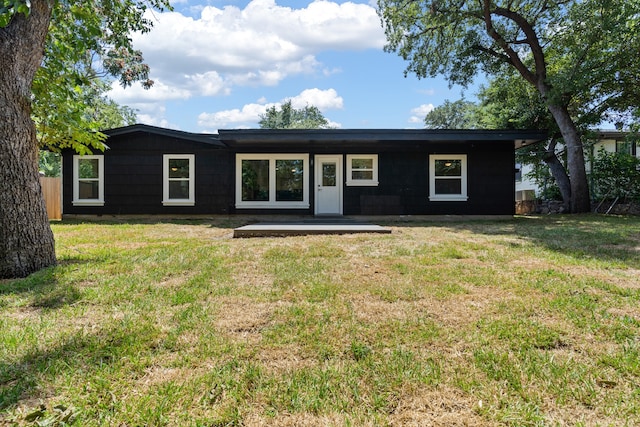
[169, 180, 190, 199]
[616, 142, 632, 154]
[242, 160, 269, 201]
[78, 158, 99, 179]
[435, 179, 462, 195]
[322, 163, 336, 186]
[435, 159, 461, 177]
[78, 180, 99, 199]
[352, 158, 373, 170]
[276, 159, 304, 201]
[352, 170, 373, 180]
[169, 159, 190, 178]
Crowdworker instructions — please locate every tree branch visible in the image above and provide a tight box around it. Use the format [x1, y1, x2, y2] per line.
[472, 44, 511, 64]
[481, 0, 544, 86]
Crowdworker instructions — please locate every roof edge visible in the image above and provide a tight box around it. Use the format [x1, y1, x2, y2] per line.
[104, 124, 224, 147]
[219, 128, 547, 146]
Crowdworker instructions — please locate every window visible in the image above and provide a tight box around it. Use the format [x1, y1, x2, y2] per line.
[346, 155, 378, 186]
[163, 154, 195, 206]
[73, 155, 104, 206]
[616, 141, 633, 155]
[429, 154, 468, 201]
[236, 154, 309, 208]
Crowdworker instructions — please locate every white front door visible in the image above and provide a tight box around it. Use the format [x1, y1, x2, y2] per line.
[315, 155, 343, 215]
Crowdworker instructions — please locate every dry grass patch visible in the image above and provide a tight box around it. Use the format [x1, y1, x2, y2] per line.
[214, 297, 283, 341]
[1, 215, 639, 426]
[388, 386, 496, 427]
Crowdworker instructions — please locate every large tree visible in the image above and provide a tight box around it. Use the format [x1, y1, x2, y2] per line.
[378, 0, 640, 213]
[259, 100, 333, 129]
[476, 71, 574, 209]
[0, 0, 170, 279]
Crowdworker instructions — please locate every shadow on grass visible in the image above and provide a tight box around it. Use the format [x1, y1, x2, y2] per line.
[0, 320, 160, 412]
[382, 214, 640, 266]
[0, 261, 87, 309]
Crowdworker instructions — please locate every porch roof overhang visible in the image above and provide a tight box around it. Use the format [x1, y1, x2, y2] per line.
[218, 129, 547, 149]
[595, 130, 629, 140]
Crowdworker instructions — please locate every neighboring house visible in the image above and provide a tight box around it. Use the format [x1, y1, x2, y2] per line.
[61, 124, 545, 217]
[516, 130, 639, 199]
[588, 130, 638, 161]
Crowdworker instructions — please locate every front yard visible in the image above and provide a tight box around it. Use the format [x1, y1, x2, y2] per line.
[1, 215, 639, 426]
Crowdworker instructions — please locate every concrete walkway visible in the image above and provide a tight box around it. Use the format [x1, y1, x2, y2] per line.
[233, 218, 391, 238]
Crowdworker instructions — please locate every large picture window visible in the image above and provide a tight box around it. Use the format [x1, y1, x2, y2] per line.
[236, 154, 309, 208]
[429, 154, 468, 201]
[73, 155, 104, 206]
[163, 154, 195, 206]
[346, 155, 378, 186]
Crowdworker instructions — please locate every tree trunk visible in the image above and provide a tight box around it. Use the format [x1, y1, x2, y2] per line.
[542, 139, 571, 212]
[0, 1, 56, 279]
[546, 104, 592, 213]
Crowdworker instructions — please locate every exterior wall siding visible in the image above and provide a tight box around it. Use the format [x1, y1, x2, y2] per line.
[62, 132, 233, 216]
[341, 142, 514, 215]
[63, 126, 525, 217]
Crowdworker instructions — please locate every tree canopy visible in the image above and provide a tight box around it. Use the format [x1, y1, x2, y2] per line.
[259, 101, 332, 129]
[26, 1, 165, 154]
[378, 0, 640, 212]
[35, 80, 138, 153]
[423, 99, 481, 129]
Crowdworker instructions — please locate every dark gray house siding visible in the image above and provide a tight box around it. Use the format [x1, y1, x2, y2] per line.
[343, 143, 515, 215]
[62, 125, 232, 215]
[61, 125, 544, 217]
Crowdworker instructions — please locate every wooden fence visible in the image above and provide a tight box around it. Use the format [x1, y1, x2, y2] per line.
[40, 176, 61, 220]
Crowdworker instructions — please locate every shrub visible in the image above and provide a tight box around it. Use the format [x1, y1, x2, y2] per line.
[590, 148, 640, 201]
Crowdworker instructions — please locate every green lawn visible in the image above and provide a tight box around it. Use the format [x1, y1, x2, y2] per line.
[1, 215, 639, 426]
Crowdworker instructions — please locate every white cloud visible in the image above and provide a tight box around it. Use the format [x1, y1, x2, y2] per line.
[138, 115, 178, 130]
[135, 104, 181, 130]
[109, 80, 192, 103]
[197, 102, 272, 129]
[121, 0, 382, 100]
[322, 66, 342, 77]
[198, 87, 344, 129]
[408, 103, 434, 124]
[289, 88, 344, 111]
[418, 88, 437, 96]
[108, 1, 383, 130]
[187, 71, 230, 96]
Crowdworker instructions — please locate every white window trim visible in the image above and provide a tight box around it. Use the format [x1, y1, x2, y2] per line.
[346, 154, 379, 186]
[163, 154, 195, 206]
[73, 155, 104, 206]
[429, 154, 468, 202]
[236, 154, 310, 209]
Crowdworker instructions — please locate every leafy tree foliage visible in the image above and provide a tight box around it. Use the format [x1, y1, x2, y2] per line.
[38, 84, 137, 177]
[37, 80, 138, 152]
[38, 151, 61, 177]
[30, 2, 159, 153]
[423, 99, 480, 129]
[259, 101, 332, 129]
[590, 149, 640, 202]
[378, 0, 640, 213]
[0, 0, 170, 278]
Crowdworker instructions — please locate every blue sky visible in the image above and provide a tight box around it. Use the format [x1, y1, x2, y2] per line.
[109, 0, 482, 132]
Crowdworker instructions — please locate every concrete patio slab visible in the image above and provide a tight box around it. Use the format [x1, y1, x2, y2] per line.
[233, 219, 391, 238]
